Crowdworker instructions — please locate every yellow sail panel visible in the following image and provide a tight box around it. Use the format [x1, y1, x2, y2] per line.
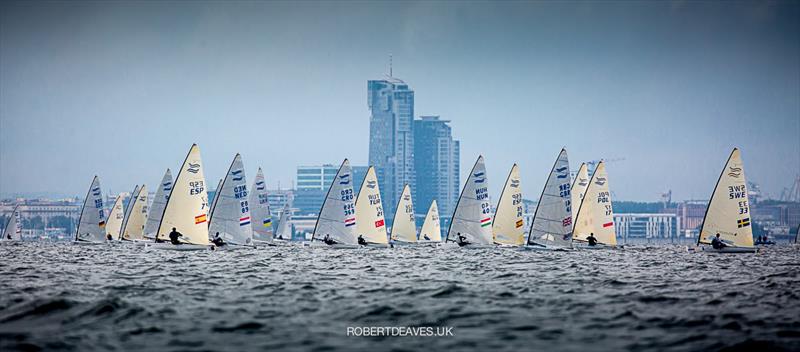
[493, 164, 525, 246]
[573, 162, 616, 246]
[698, 148, 754, 248]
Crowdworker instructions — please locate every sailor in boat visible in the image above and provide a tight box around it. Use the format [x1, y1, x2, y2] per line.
[358, 234, 367, 246]
[106, 233, 113, 241]
[168, 227, 184, 245]
[587, 233, 598, 247]
[6, 233, 11, 240]
[211, 232, 226, 247]
[323, 234, 336, 246]
[711, 233, 727, 250]
[423, 234, 430, 241]
[456, 232, 470, 247]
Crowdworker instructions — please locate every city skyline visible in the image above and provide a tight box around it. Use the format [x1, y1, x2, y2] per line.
[1, 1, 798, 202]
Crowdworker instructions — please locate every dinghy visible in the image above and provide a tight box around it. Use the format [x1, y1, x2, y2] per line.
[207, 154, 255, 249]
[695, 148, 756, 253]
[105, 194, 126, 241]
[1, 204, 21, 242]
[121, 185, 148, 242]
[249, 167, 275, 246]
[525, 149, 574, 251]
[390, 184, 417, 247]
[355, 166, 389, 248]
[309, 159, 359, 249]
[572, 161, 617, 249]
[74, 176, 108, 244]
[146, 144, 211, 251]
[493, 164, 525, 247]
[274, 202, 293, 243]
[143, 169, 173, 241]
[417, 200, 442, 245]
[445, 155, 494, 248]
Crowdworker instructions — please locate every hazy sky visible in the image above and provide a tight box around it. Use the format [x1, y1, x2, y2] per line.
[1, 0, 798, 202]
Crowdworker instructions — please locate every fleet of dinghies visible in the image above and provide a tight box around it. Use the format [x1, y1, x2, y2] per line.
[56, 143, 774, 254]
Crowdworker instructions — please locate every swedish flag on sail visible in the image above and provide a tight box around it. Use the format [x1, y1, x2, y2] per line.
[262, 218, 272, 227]
[737, 218, 750, 228]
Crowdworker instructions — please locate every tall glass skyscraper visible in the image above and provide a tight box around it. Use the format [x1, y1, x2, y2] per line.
[413, 116, 460, 225]
[367, 77, 415, 224]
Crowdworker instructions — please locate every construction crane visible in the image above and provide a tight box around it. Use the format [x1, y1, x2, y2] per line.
[780, 175, 800, 203]
[584, 157, 626, 176]
[660, 190, 672, 209]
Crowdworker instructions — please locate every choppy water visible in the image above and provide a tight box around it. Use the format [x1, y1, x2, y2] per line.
[0, 243, 798, 352]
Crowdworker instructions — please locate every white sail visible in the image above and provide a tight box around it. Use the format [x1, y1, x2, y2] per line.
[75, 176, 106, 242]
[208, 154, 254, 245]
[144, 169, 173, 239]
[118, 185, 140, 239]
[275, 202, 292, 240]
[573, 162, 616, 246]
[419, 200, 442, 242]
[312, 159, 357, 245]
[528, 149, 573, 248]
[208, 178, 223, 223]
[2, 204, 21, 241]
[390, 184, 416, 243]
[156, 144, 210, 245]
[121, 184, 148, 240]
[249, 167, 273, 243]
[355, 166, 388, 245]
[492, 164, 525, 246]
[571, 163, 589, 221]
[105, 194, 125, 240]
[447, 155, 494, 246]
[698, 148, 754, 248]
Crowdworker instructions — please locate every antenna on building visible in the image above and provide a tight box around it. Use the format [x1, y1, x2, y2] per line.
[389, 53, 393, 77]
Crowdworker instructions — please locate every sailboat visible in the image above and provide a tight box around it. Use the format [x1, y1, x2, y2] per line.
[446, 155, 494, 248]
[525, 149, 573, 250]
[144, 169, 173, 240]
[104, 194, 126, 241]
[118, 185, 140, 240]
[121, 185, 148, 241]
[207, 154, 255, 249]
[208, 178, 223, 224]
[274, 202, 293, 242]
[147, 144, 211, 250]
[75, 176, 107, 244]
[493, 164, 525, 247]
[418, 200, 442, 244]
[571, 163, 590, 222]
[250, 167, 275, 246]
[695, 148, 756, 253]
[572, 161, 617, 249]
[390, 184, 417, 246]
[309, 159, 358, 249]
[1, 204, 21, 242]
[355, 166, 388, 247]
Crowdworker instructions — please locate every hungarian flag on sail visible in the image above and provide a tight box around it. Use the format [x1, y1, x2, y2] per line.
[194, 214, 207, 224]
[480, 217, 492, 227]
[344, 217, 356, 227]
[375, 219, 385, 228]
[515, 219, 524, 228]
[603, 222, 614, 228]
[239, 216, 251, 226]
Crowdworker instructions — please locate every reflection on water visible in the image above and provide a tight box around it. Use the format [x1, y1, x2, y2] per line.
[0, 243, 798, 351]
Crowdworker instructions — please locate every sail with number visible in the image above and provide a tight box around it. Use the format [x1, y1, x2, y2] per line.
[2, 204, 21, 241]
[312, 159, 357, 245]
[355, 167, 388, 246]
[493, 164, 525, 246]
[571, 163, 589, 221]
[528, 149, 573, 248]
[275, 202, 292, 241]
[447, 155, 494, 246]
[208, 154, 253, 246]
[249, 167, 273, 243]
[208, 179, 223, 224]
[697, 148, 755, 249]
[156, 144, 210, 244]
[573, 162, 616, 246]
[390, 184, 416, 243]
[105, 194, 125, 240]
[121, 185, 148, 240]
[144, 169, 173, 239]
[419, 200, 441, 242]
[75, 176, 106, 242]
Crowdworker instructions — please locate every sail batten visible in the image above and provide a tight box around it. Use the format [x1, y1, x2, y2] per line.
[493, 164, 525, 246]
[447, 155, 493, 246]
[572, 162, 616, 246]
[528, 149, 573, 248]
[390, 184, 416, 243]
[355, 167, 387, 245]
[156, 144, 210, 245]
[208, 154, 254, 246]
[697, 148, 754, 248]
[249, 167, 273, 243]
[311, 159, 357, 245]
[75, 176, 106, 242]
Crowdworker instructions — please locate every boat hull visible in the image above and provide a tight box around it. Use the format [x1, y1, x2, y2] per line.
[697, 245, 756, 253]
[72, 240, 107, 245]
[390, 241, 421, 247]
[573, 242, 616, 250]
[361, 242, 389, 248]
[144, 242, 211, 251]
[307, 241, 359, 249]
[521, 243, 573, 251]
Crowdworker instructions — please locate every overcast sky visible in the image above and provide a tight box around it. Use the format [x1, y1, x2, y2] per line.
[1, 0, 798, 202]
